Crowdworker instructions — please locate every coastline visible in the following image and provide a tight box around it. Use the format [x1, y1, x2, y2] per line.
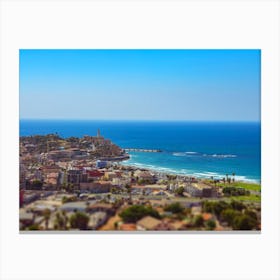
[19, 133, 261, 232]
[119, 158, 260, 184]
[19, 131, 260, 184]
[20, 120, 261, 183]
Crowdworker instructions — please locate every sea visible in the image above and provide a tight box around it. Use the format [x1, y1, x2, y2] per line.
[20, 120, 261, 183]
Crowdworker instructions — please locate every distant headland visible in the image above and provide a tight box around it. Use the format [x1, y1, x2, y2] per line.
[20, 129, 130, 162]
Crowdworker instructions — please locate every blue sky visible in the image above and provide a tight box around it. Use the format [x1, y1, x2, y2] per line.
[20, 49, 260, 121]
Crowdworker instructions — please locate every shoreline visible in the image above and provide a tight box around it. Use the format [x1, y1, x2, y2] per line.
[119, 159, 261, 184]
[19, 133, 261, 184]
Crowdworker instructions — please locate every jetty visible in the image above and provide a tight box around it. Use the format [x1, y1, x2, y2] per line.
[124, 148, 162, 153]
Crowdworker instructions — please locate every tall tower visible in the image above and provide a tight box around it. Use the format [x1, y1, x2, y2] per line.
[97, 129, 101, 138]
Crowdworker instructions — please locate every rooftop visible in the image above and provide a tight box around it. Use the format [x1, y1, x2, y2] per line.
[120, 223, 137, 231]
[137, 216, 162, 230]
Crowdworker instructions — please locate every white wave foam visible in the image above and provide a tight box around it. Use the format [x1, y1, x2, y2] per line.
[129, 154, 138, 159]
[215, 154, 236, 158]
[203, 154, 237, 158]
[233, 175, 258, 183]
[204, 171, 220, 175]
[173, 151, 237, 158]
[193, 172, 213, 177]
[173, 151, 200, 157]
[192, 172, 258, 183]
[119, 162, 259, 183]
[173, 152, 186, 157]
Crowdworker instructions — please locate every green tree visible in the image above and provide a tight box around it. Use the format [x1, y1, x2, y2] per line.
[232, 214, 258, 230]
[120, 205, 160, 223]
[42, 208, 51, 230]
[232, 172, 235, 183]
[223, 187, 249, 196]
[70, 212, 89, 230]
[213, 201, 229, 218]
[164, 202, 184, 214]
[175, 187, 184, 196]
[220, 209, 239, 226]
[125, 184, 132, 201]
[244, 209, 258, 221]
[54, 211, 69, 230]
[202, 200, 214, 213]
[206, 220, 216, 230]
[203, 200, 229, 218]
[193, 215, 204, 227]
[230, 200, 246, 211]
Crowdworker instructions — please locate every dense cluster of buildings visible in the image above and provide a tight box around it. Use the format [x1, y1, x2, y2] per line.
[19, 131, 259, 231]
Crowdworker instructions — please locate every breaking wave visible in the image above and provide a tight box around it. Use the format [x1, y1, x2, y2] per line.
[120, 161, 258, 182]
[172, 151, 200, 157]
[204, 154, 237, 158]
[172, 151, 237, 158]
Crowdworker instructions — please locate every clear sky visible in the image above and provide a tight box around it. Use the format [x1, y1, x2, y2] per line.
[20, 49, 260, 121]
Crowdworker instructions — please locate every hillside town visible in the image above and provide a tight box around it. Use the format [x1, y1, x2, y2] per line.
[20, 131, 261, 231]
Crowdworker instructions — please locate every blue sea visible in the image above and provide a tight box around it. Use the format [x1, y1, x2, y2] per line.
[20, 120, 261, 183]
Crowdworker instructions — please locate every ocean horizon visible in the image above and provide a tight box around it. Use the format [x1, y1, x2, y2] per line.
[20, 119, 261, 183]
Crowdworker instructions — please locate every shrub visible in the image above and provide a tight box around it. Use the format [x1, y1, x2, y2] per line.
[119, 205, 160, 223]
[175, 187, 185, 196]
[28, 224, 40, 230]
[232, 214, 258, 230]
[223, 187, 250, 196]
[164, 202, 184, 214]
[230, 200, 246, 211]
[70, 212, 89, 230]
[206, 220, 216, 230]
[220, 209, 239, 226]
[193, 215, 204, 227]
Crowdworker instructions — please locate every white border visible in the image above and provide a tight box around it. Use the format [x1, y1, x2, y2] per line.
[0, 0, 279, 280]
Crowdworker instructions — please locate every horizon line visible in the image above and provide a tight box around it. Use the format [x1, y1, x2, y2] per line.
[19, 118, 260, 123]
